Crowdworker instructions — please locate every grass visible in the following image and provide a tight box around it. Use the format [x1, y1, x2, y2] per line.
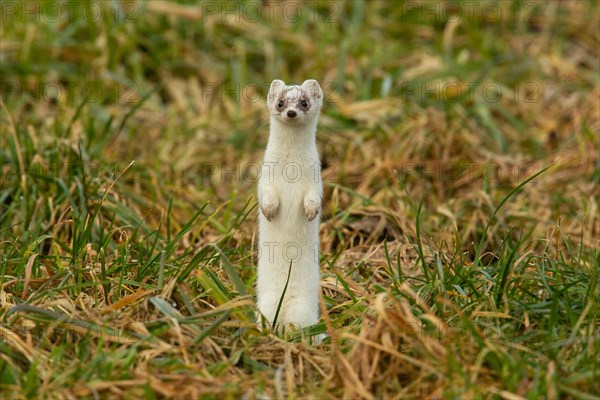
[1, 0, 599, 398]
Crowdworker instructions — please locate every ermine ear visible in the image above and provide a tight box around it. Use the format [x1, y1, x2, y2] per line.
[301, 79, 323, 103]
[268, 79, 285, 105]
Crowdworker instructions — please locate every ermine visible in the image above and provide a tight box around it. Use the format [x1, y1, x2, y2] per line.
[257, 79, 323, 331]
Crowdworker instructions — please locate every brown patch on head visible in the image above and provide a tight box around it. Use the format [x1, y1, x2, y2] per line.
[298, 91, 311, 111]
[300, 79, 323, 105]
[306, 87, 322, 101]
[275, 93, 286, 112]
[270, 83, 322, 115]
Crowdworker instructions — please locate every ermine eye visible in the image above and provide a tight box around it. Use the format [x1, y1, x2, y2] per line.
[277, 100, 284, 109]
[300, 99, 309, 108]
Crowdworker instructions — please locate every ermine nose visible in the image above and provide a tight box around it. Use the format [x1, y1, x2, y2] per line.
[287, 110, 297, 118]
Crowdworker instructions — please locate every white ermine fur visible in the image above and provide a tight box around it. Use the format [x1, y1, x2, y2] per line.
[257, 79, 323, 330]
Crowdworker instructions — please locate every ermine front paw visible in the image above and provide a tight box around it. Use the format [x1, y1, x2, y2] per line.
[303, 197, 320, 221]
[261, 197, 279, 221]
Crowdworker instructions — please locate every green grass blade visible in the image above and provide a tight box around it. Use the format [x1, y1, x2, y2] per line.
[208, 243, 247, 296]
[473, 163, 555, 269]
[272, 260, 293, 331]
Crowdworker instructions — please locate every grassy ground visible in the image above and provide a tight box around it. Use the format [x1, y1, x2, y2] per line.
[1, 0, 598, 398]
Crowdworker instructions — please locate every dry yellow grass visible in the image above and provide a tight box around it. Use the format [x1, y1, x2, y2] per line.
[1, 1, 598, 398]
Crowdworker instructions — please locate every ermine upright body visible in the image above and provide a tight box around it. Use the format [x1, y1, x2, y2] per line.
[257, 79, 323, 329]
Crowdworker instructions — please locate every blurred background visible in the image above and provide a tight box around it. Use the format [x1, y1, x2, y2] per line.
[2, 1, 597, 256]
[0, 1, 598, 397]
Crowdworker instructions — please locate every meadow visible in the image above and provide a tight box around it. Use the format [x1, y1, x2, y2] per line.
[1, 1, 598, 398]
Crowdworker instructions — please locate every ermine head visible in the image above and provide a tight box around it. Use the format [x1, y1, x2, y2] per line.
[267, 79, 323, 126]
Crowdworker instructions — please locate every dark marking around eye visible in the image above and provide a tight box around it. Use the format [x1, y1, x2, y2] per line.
[300, 99, 309, 109]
